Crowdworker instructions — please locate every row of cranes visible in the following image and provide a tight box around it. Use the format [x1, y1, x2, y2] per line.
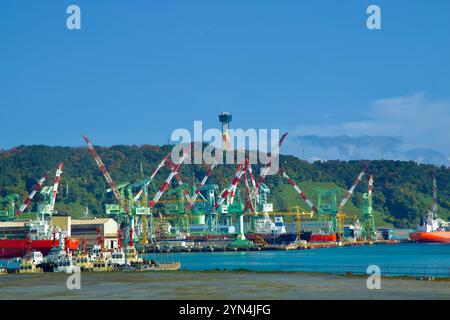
[0, 130, 376, 245]
[81, 131, 377, 246]
[0, 163, 63, 222]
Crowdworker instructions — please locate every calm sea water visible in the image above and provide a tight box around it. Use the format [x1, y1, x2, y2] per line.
[2, 243, 449, 277]
[146, 243, 450, 277]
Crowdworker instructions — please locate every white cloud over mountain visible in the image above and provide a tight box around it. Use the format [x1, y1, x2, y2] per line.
[285, 93, 450, 166]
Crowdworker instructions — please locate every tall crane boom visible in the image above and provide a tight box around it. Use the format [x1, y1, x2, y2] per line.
[368, 175, 374, 198]
[247, 164, 258, 195]
[167, 160, 191, 202]
[16, 175, 47, 216]
[278, 168, 317, 213]
[134, 152, 171, 202]
[186, 161, 218, 211]
[338, 164, 369, 210]
[150, 153, 188, 208]
[256, 132, 288, 188]
[243, 173, 256, 212]
[432, 173, 438, 216]
[215, 159, 249, 209]
[49, 162, 63, 214]
[82, 134, 129, 214]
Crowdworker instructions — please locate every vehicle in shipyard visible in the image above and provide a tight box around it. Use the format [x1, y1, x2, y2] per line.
[410, 175, 450, 244]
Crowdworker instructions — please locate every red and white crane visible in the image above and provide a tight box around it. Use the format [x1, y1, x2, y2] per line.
[134, 152, 171, 202]
[243, 173, 256, 213]
[83, 134, 129, 214]
[337, 164, 369, 211]
[256, 132, 288, 189]
[149, 152, 189, 208]
[167, 159, 191, 203]
[278, 167, 318, 213]
[215, 159, 249, 210]
[16, 175, 47, 217]
[185, 160, 218, 211]
[247, 164, 258, 196]
[49, 162, 63, 214]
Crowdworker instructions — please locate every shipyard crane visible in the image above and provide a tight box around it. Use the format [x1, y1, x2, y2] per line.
[185, 160, 218, 211]
[49, 162, 63, 214]
[82, 134, 129, 214]
[0, 194, 20, 221]
[149, 152, 189, 208]
[432, 171, 438, 218]
[336, 164, 369, 239]
[361, 175, 376, 240]
[166, 159, 191, 203]
[134, 152, 171, 202]
[256, 132, 288, 189]
[16, 175, 47, 217]
[215, 159, 249, 210]
[37, 162, 65, 217]
[278, 167, 318, 213]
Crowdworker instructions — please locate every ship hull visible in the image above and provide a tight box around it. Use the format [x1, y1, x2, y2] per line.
[310, 233, 337, 242]
[247, 232, 310, 245]
[0, 240, 57, 259]
[409, 232, 450, 243]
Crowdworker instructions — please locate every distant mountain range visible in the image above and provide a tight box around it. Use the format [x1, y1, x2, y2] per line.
[284, 135, 450, 167]
[1, 145, 449, 228]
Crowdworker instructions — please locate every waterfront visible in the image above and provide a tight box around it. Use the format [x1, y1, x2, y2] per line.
[1, 243, 450, 299]
[148, 243, 450, 277]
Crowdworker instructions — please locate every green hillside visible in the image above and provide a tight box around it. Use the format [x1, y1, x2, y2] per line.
[0, 145, 449, 228]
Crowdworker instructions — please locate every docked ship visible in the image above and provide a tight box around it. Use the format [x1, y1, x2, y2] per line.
[246, 216, 309, 245]
[0, 239, 57, 259]
[409, 214, 450, 243]
[0, 219, 79, 259]
[410, 175, 450, 244]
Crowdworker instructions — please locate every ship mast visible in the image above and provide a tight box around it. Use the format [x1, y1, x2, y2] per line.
[432, 172, 438, 219]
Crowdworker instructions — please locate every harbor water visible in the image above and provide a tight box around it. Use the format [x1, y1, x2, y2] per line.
[145, 243, 450, 277]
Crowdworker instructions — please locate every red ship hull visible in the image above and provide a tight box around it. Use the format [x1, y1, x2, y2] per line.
[409, 232, 450, 244]
[0, 239, 58, 259]
[310, 233, 337, 242]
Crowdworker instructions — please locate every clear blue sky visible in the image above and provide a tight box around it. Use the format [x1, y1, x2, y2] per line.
[0, 1, 449, 157]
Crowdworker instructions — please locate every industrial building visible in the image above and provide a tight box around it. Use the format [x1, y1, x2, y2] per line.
[0, 217, 118, 250]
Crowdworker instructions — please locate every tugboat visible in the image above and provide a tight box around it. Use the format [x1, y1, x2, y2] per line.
[44, 233, 80, 273]
[410, 175, 450, 243]
[17, 235, 43, 274]
[73, 239, 93, 271]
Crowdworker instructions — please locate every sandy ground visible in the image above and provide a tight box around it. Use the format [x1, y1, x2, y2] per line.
[0, 271, 449, 300]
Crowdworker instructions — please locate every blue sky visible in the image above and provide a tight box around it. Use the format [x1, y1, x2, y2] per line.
[0, 1, 449, 163]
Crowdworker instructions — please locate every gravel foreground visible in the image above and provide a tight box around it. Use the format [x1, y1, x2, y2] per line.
[0, 271, 449, 300]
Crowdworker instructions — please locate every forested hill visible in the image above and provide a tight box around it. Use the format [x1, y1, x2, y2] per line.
[1, 145, 449, 228]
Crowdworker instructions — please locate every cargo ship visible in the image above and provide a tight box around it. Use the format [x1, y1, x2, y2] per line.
[409, 214, 450, 243]
[409, 175, 450, 244]
[0, 239, 58, 259]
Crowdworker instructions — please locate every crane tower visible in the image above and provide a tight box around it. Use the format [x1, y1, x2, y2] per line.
[219, 112, 232, 150]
